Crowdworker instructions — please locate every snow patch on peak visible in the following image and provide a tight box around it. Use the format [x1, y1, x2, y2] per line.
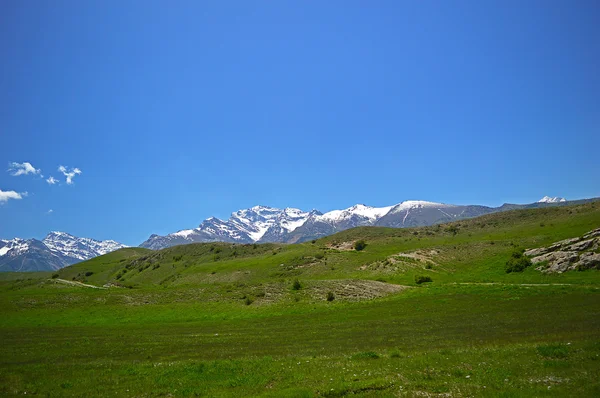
[172, 229, 198, 238]
[538, 196, 566, 203]
[389, 200, 449, 214]
[318, 204, 393, 223]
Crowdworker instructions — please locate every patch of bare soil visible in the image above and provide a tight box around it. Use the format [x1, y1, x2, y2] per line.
[359, 250, 440, 273]
[327, 241, 357, 251]
[306, 280, 409, 302]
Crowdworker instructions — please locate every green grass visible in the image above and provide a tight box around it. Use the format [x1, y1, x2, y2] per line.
[1, 202, 600, 396]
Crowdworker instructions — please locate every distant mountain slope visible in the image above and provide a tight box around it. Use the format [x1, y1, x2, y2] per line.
[141, 206, 319, 249]
[0, 232, 128, 272]
[141, 197, 599, 249]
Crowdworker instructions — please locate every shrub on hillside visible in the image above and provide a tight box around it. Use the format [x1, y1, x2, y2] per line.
[51, 273, 59, 279]
[326, 291, 335, 301]
[354, 240, 367, 251]
[292, 279, 302, 290]
[505, 249, 532, 273]
[415, 275, 432, 284]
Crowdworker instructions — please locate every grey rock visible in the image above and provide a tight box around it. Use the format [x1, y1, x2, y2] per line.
[566, 239, 595, 252]
[583, 228, 600, 240]
[550, 237, 581, 250]
[534, 251, 579, 273]
[577, 252, 600, 270]
[532, 250, 578, 265]
[524, 247, 550, 257]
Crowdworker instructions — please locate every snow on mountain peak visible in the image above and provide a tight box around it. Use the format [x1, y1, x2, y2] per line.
[42, 231, 128, 260]
[318, 204, 393, 223]
[388, 200, 448, 214]
[538, 196, 566, 203]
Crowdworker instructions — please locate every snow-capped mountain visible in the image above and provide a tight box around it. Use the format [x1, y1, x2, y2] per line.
[375, 201, 494, 228]
[140, 206, 318, 250]
[43, 231, 126, 261]
[0, 232, 128, 272]
[141, 201, 497, 249]
[538, 196, 567, 203]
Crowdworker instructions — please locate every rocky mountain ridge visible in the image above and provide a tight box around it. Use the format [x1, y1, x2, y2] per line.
[141, 196, 597, 250]
[0, 232, 128, 272]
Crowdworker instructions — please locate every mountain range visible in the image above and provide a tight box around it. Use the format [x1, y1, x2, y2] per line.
[0, 232, 128, 272]
[139, 196, 584, 249]
[3, 196, 596, 272]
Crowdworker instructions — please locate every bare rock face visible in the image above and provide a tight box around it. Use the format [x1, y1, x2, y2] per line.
[525, 229, 600, 273]
[578, 252, 600, 270]
[583, 228, 600, 240]
[532, 251, 579, 273]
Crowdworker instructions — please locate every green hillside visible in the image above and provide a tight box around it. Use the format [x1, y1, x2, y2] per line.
[57, 201, 600, 289]
[1, 202, 600, 396]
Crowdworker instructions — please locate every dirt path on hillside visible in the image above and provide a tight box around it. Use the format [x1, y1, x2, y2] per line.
[49, 278, 107, 289]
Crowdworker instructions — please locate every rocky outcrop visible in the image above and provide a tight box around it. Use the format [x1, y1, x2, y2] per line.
[525, 228, 600, 273]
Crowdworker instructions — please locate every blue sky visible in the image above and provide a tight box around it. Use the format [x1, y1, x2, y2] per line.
[1, 1, 599, 246]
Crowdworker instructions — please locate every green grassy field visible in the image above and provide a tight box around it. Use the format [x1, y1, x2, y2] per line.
[1, 202, 600, 396]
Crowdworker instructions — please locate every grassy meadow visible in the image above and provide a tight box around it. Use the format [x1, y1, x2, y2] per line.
[1, 202, 600, 396]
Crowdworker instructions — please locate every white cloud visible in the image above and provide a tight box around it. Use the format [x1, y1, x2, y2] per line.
[0, 189, 25, 204]
[8, 162, 41, 177]
[46, 209, 54, 214]
[58, 165, 82, 185]
[46, 176, 58, 185]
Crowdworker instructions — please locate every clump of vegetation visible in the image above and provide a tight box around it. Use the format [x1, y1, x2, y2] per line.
[51, 273, 59, 279]
[505, 249, 532, 273]
[354, 240, 367, 251]
[446, 225, 459, 235]
[389, 350, 402, 358]
[326, 291, 335, 301]
[292, 279, 302, 290]
[415, 275, 432, 284]
[537, 344, 569, 359]
[314, 252, 325, 260]
[351, 351, 380, 360]
[244, 296, 254, 306]
[85, 271, 94, 277]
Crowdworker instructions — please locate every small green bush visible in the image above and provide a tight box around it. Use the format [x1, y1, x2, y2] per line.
[85, 271, 94, 277]
[505, 250, 532, 273]
[537, 344, 569, 359]
[51, 273, 59, 279]
[326, 291, 335, 301]
[415, 275, 432, 284]
[314, 252, 325, 260]
[354, 240, 367, 251]
[244, 296, 254, 306]
[292, 279, 302, 290]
